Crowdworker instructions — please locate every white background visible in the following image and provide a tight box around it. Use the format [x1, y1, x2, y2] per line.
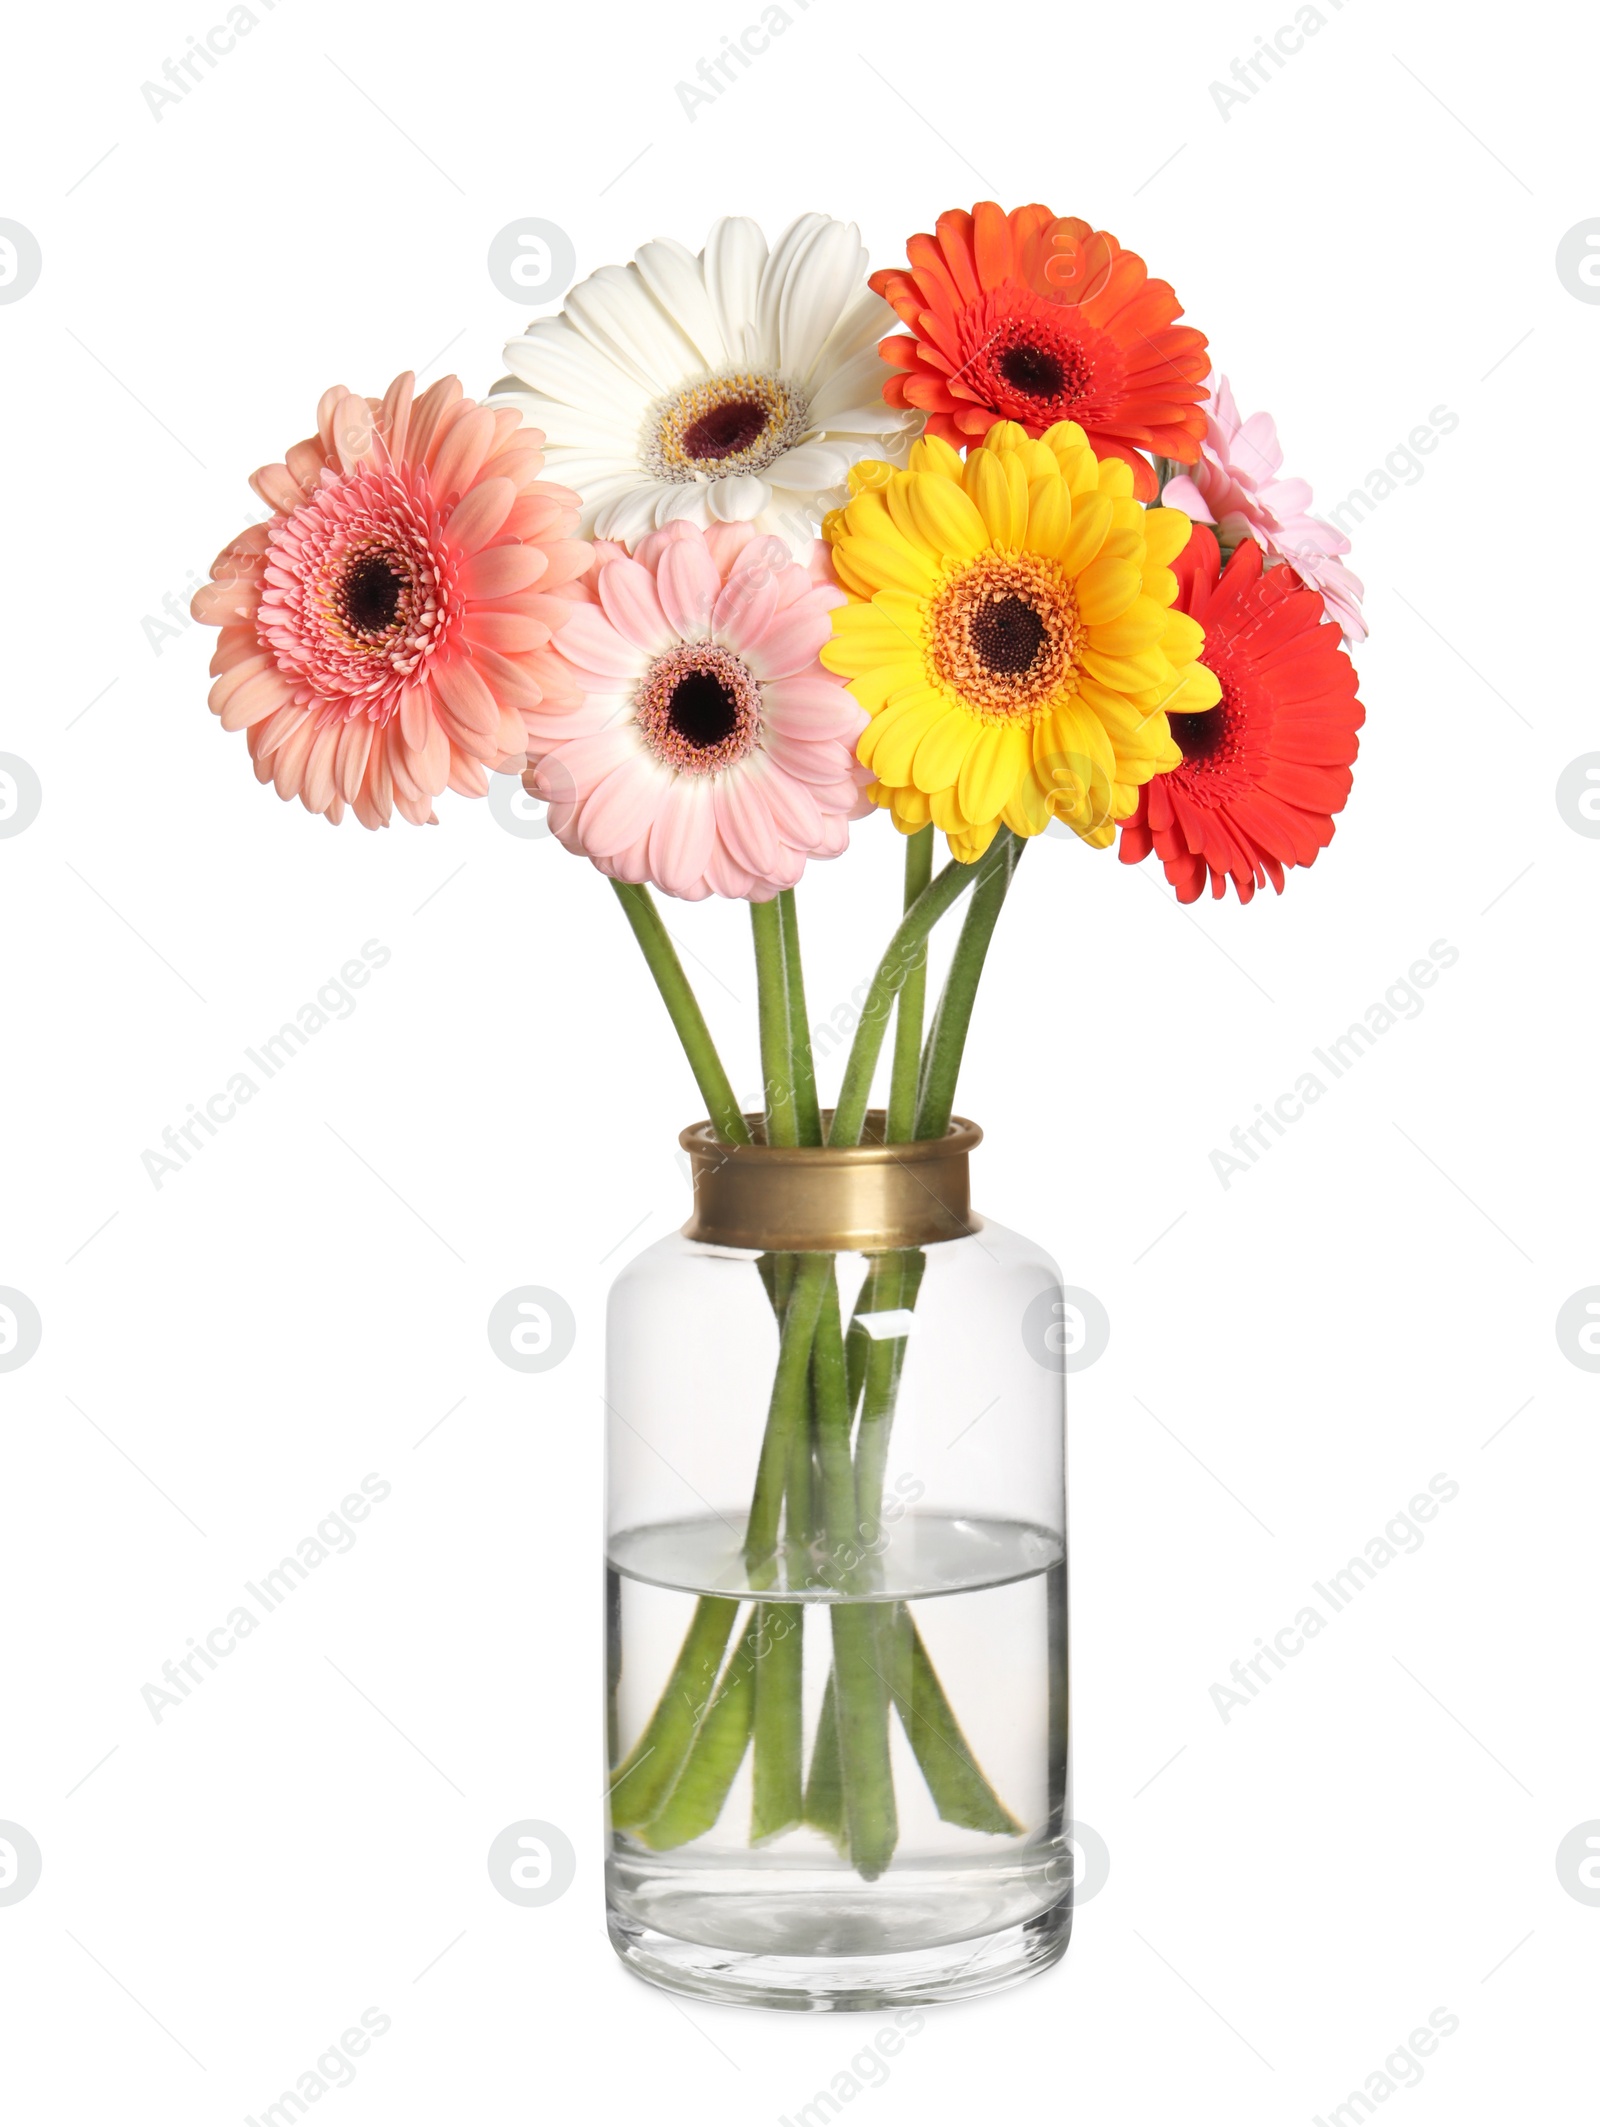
[2, 0, 1595, 2118]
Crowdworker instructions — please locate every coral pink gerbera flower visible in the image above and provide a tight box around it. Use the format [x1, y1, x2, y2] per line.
[1161, 374, 1367, 643]
[191, 372, 591, 826]
[525, 521, 870, 900]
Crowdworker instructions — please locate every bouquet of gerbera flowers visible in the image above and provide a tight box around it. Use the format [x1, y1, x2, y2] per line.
[192, 203, 1364, 1974]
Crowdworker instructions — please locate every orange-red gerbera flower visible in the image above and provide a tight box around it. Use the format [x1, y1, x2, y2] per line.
[1118, 526, 1363, 903]
[870, 203, 1209, 501]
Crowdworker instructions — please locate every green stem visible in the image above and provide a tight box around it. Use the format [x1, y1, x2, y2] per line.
[608, 1594, 740, 1829]
[828, 849, 995, 1148]
[611, 881, 751, 1146]
[811, 1279, 860, 1570]
[914, 831, 1024, 1141]
[852, 1251, 926, 1543]
[886, 1606, 1021, 1835]
[830, 1605, 898, 1879]
[802, 1670, 847, 1853]
[744, 1254, 831, 1568]
[885, 827, 934, 1142]
[756, 1248, 797, 1324]
[844, 1259, 888, 1425]
[778, 888, 823, 1147]
[750, 1602, 804, 1842]
[784, 1369, 816, 1551]
[810, 1277, 898, 1878]
[638, 1614, 759, 1849]
[751, 896, 797, 1148]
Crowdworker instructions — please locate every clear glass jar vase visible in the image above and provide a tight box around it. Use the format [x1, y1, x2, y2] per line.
[604, 1113, 1070, 2010]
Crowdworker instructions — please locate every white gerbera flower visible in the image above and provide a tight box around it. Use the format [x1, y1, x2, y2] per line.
[488, 214, 920, 561]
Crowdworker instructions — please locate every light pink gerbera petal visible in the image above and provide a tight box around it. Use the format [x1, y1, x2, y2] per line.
[714, 773, 781, 877]
[533, 520, 873, 900]
[744, 751, 824, 849]
[597, 557, 674, 653]
[701, 521, 759, 574]
[1161, 371, 1367, 645]
[739, 600, 834, 680]
[1160, 474, 1214, 525]
[536, 724, 641, 804]
[553, 603, 646, 678]
[763, 730, 863, 786]
[656, 534, 722, 638]
[762, 675, 869, 742]
[648, 776, 719, 898]
[712, 567, 782, 653]
[575, 758, 668, 859]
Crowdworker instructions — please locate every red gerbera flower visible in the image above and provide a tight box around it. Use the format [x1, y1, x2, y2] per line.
[1118, 526, 1364, 903]
[869, 202, 1209, 500]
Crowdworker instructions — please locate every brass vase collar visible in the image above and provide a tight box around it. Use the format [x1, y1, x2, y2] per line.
[680, 1111, 982, 1252]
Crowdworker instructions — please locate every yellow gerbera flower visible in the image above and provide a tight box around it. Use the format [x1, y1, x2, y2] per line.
[820, 419, 1220, 861]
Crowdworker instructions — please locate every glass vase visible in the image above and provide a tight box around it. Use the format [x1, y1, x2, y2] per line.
[604, 1112, 1070, 2011]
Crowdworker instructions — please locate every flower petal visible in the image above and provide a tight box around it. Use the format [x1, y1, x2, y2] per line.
[647, 773, 718, 897]
[555, 601, 649, 678]
[597, 556, 674, 652]
[444, 477, 516, 556]
[656, 531, 721, 638]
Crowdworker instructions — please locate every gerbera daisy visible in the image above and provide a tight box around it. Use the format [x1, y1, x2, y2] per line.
[191, 373, 590, 827]
[523, 520, 870, 901]
[488, 215, 917, 561]
[820, 419, 1221, 863]
[870, 203, 1209, 502]
[1161, 374, 1367, 642]
[1117, 524, 1364, 902]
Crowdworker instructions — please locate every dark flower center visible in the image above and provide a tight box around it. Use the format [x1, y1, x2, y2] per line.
[344, 554, 405, 633]
[635, 641, 761, 772]
[668, 667, 741, 750]
[681, 398, 770, 462]
[1174, 705, 1226, 763]
[989, 322, 1095, 415]
[648, 370, 809, 486]
[971, 593, 1048, 676]
[928, 551, 1079, 720]
[1170, 674, 1269, 810]
[999, 343, 1067, 399]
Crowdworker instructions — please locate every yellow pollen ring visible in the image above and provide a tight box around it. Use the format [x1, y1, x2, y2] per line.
[646, 369, 808, 484]
[926, 550, 1080, 723]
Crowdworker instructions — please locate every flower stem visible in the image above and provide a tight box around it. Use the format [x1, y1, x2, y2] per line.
[784, 1370, 816, 1549]
[750, 1602, 804, 1842]
[611, 881, 752, 1146]
[828, 850, 993, 1148]
[885, 827, 934, 1142]
[638, 1614, 759, 1850]
[778, 888, 823, 1147]
[802, 1669, 847, 1852]
[607, 1593, 740, 1829]
[830, 1604, 898, 1880]
[744, 1253, 831, 1568]
[852, 1249, 925, 1541]
[810, 1278, 861, 1557]
[810, 1277, 898, 1878]
[750, 897, 797, 1148]
[844, 1258, 888, 1420]
[885, 1605, 1021, 1834]
[914, 831, 1024, 1141]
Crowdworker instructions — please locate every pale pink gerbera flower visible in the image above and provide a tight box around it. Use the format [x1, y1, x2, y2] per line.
[525, 521, 870, 900]
[1162, 373, 1367, 644]
[191, 372, 591, 826]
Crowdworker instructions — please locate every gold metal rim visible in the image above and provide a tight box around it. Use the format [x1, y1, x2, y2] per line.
[680, 1111, 982, 1252]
